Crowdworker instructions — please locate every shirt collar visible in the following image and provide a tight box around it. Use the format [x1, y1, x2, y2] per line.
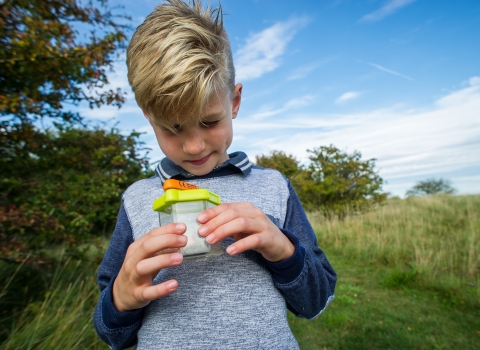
[155, 151, 252, 184]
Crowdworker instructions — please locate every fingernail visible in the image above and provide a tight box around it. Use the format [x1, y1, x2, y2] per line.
[171, 253, 183, 263]
[167, 281, 178, 291]
[226, 245, 236, 255]
[197, 214, 206, 222]
[178, 235, 187, 244]
[198, 226, 207, 236]
[206, 234, 216, 244]
[176, 223, 186, 232]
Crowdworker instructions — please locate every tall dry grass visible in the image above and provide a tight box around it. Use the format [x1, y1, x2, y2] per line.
[310, 195, 479, 294]
[1, 259, 106, 350]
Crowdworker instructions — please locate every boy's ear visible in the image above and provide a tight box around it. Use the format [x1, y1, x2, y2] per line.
[232, 83, 242, 119]
[142, 110, 150, 121]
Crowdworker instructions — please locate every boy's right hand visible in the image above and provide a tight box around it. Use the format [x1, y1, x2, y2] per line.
[112, 223, 187, 312]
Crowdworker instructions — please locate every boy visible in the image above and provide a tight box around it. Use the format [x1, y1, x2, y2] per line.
[93, 1, 336, 349]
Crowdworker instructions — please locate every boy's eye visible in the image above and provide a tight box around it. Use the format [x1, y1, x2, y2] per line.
[161, 124, 182, 133]
[201, 120, 219, 128]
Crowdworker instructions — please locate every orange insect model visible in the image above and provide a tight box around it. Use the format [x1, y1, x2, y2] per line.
[163, 179, 200, 191]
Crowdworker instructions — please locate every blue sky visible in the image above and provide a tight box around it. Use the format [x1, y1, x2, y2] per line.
[81, 0, 480, 197]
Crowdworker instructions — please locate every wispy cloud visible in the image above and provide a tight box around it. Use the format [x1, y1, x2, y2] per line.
[287, 59, 331, 81]
[250, 95, 315, 119]
[77, 105, 141, 121]
[360, 0, 417, 22]
[234, 17, 309, 81]
[335, 91, 362, 104]
[363, 61, 415, 81]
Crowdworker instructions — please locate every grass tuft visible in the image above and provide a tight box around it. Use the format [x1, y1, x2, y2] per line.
[381, 263, 417, 288]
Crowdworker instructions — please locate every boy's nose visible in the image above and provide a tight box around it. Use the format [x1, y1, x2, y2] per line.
[182, 128, 206, 155]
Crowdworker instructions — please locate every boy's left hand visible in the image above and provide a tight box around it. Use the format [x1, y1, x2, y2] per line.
[197, 203, 294, 262]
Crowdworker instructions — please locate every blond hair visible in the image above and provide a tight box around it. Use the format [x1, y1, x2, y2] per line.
[127, 0, 235, 131]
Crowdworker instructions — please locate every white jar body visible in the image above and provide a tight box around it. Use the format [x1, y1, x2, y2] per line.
[159, 200, 222, 258]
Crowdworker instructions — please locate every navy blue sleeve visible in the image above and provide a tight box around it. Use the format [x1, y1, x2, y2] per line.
[93, 202, 144, 349]
[263, 182, 337, 319]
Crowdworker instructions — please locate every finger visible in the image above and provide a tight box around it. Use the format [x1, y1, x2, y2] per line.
[144, 222, 187, 240]
[136, 252, 183, 276]
[205, 216, 266, 244]
[127, 223, 186, 251]
[198, 203, 260, 237]
[226, 228, 294, 262]
[155, 248, 180, 255]
[141, 279, 179, 301]
[197, 202, 253, 225]
[225, 233, 267, 256]
[126, 223, 186, 259]
[128, 233, 187, 266]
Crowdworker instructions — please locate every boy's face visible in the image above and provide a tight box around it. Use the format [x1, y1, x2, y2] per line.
[147, 84, 242, 176]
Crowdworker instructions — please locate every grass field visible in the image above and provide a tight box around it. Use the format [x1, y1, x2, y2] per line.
[1, 195, 478, 349]
[289, 194, 479, 349]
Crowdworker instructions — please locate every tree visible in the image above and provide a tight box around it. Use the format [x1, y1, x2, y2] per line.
[255, 151, 316, 208]
[255, 151, 303, 179]
[0, 0, 136, 260]
[306, 145, 385, 216]
[0, 0, 129, 124]
[0, 121, 153, 261]
[255, 146, 386, 216]
[405, 178, 456, 197]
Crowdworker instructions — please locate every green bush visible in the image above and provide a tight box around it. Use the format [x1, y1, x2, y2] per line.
[0, 122, 153, 259]
[255, 146, 386, 217]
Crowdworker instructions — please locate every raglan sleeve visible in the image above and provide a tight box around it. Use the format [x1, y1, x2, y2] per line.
[93, 202, 144, 350]
[262, 181, 337, 319]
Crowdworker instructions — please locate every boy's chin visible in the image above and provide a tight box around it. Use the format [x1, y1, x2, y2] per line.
[178, 162, 214, 176]
[183, 164, 216, 176]
[181, 152, 229, 176]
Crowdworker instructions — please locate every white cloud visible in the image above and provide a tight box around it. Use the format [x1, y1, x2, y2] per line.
[363, 61, 414, 81]
[468, 76, 480, 86]
[335, 91, 361, 104]
[237, 77, 480, 196]
[77, 104, 141, 121]
[234, 17, 309, 81]
[287, 59, 331, 81]
[250, 95, 315, 119]
[360, 0, 417, 22]
[94, 55, 131, 94]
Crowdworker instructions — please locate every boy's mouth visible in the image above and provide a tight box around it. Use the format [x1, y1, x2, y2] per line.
[187, 153, 211, 166]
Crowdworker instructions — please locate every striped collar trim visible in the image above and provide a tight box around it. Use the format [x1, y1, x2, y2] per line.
[155, 151, 252, 184]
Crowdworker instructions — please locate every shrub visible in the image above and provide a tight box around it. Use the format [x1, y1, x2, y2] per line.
[256, 146, 386, 217]
[0, 122, 153, 260]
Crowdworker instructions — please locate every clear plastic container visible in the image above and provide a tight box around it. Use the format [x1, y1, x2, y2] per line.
[153, 188, 222, 259]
